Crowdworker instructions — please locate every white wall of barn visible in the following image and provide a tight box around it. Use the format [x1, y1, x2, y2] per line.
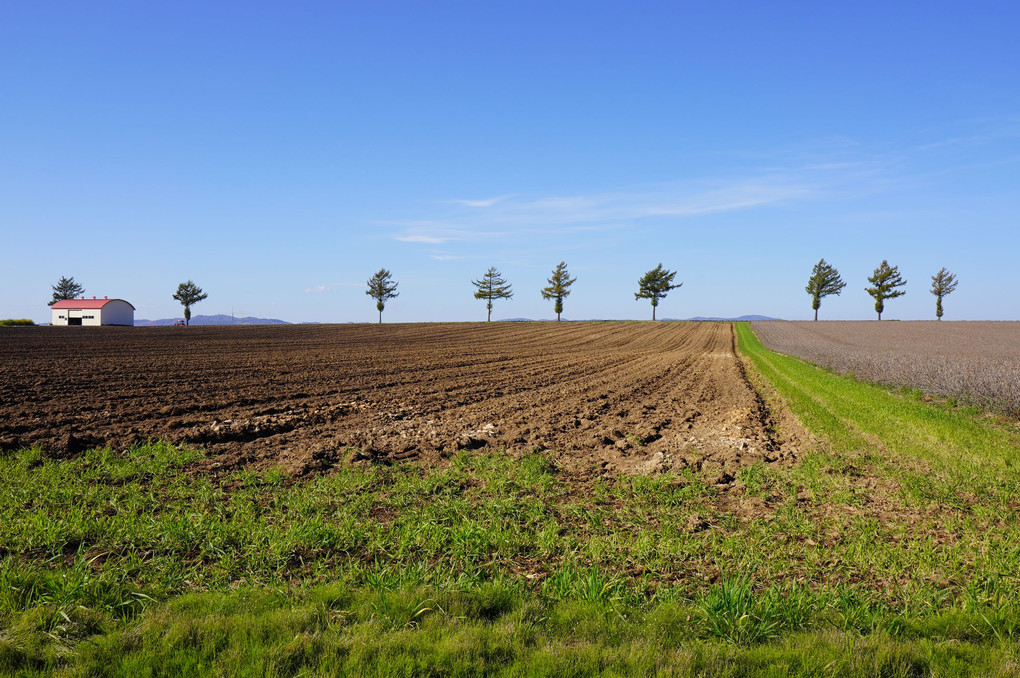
[101, 300, 134, 326]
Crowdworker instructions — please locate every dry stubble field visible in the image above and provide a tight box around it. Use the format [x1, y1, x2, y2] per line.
[752, 320, 1020, 416]
[0, 322, 792, 480]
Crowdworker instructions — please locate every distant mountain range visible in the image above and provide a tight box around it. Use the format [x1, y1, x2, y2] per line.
[136, 314, 290, 326]
[135, 315, 781, 326]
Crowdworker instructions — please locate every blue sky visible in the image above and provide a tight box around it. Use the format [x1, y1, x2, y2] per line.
[2, 1, 1018, 323]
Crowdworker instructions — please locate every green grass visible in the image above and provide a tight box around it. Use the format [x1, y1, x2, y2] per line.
[5, 330, 1020, 674]
[736, 321, 1020, 505]
[0, 319, 35, 326]
[13, 585, 1020, 677]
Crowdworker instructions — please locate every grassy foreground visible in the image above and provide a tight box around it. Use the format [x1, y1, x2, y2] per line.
[2, 327, 1020, 675]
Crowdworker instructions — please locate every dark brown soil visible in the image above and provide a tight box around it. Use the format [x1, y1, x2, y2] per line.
[0, 322, 794, 477]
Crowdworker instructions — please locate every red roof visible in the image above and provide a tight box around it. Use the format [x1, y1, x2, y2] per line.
[51, 298, 135, 310]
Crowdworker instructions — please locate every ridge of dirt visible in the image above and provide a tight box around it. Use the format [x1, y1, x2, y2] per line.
[731, 323, 802, 461]
[1, 323, 797, 480]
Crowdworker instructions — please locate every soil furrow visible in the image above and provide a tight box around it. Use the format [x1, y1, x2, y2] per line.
[1, 322, 793, 478]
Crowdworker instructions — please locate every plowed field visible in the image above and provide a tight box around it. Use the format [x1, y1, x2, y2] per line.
[1, 322, 790, 478]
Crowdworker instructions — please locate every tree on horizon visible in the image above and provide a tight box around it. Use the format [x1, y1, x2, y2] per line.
[472, 267, 513, 321]
[366, 268, 399, 324]
[930, 267, 958, 321]
[865, 260, 906, 321]
[805, 259, 846, 321]
[173, 280, 208, 325]
[540, 261, 576, 321]
[635, 264, 682, 321]
[49, 276, 84, 306]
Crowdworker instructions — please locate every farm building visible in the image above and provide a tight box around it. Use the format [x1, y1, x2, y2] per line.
[50, 297, 135, 326]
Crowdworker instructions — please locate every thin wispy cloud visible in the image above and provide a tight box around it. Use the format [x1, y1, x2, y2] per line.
[385, 167, 866, 247]
[388, 223, 514, 244]
[803, 161, 877, 171]
[916, 134, 996, 152]
[395, 234, 450, 244]
[303, 283, 362, 293]
[444, 195, 514, 208]
[914, 116, 1020, 152]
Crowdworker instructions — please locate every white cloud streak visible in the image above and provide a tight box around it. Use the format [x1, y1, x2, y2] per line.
[386, 169, 850, 246]
[303, 283, 363, 293]
[444, 195, 514, 208]
[914, 116, 1020, 152]
[394, 234, 449, 244]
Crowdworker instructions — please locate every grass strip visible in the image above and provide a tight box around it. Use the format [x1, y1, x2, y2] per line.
[8, 582, 1020, 677]
[736, 322, 1020, 505]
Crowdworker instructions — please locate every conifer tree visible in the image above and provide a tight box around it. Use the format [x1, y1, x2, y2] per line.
[366, 268, 399, 323]
[865, 260, 906, 321]
[49, 276, 85, 306]
[930, 267, 958, 321]
[472, 267, 513, 321]
[805, 259, 846, 321]
[173, 280, 208, 325]
[540, 261, 576, 321]
[635, 264, 682, 321]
